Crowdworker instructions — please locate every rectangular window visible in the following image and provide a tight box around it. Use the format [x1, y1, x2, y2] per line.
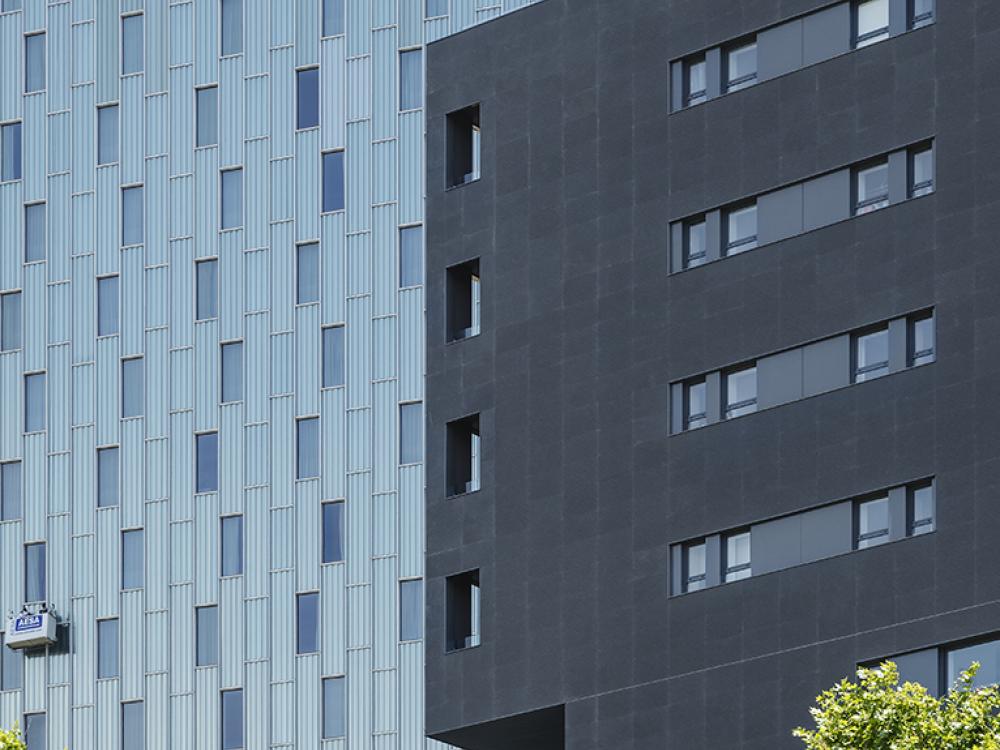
[23, 713, 44, 750]
[856, 496, 890, 549]
[25, 33, 45, 93]
[910, 313, 935, 367]
[726, 41, 757, 93]
[322, 677, 346, 739]
[855, 160, 889, 214]
[296, 418, 319, 480]
[684, 218, 707, 269]
[399, 225, 423, 287]
[855, 0, 890, 47]
[98, 104, 119, 164]
[400, 49, 423, 110]
[122, 529, 144, 589]
[122, 702, 144, 750]
[97, 618, 119, 679]
[446, 414, 481, 497]
[726, 203, 757, 255]
[221, 690, 243, 750]
[446, 105, 481, 188]
[322, 501, 344, 564]
[122, 14, 143, 74]
[446, 259, 481, 341]
[296, 242, 319, 304]
[2, 0, 23, 10]
[221, 515, 243, 576]
[1, 631, 23, 690]
[725, 365, 757, 419]
[685, 57, 707, 107]
[25, 542, 45, 602]
[1, 122, 21, 181]
[221, 0, 243, 56]
[1, 292, 21, 351]
[684, 380, 707, 430]
[196, 87, 218, 147]
[948, 640, 1000, 689]
[98, 276, 119, 336]
[322, 151, 345, 212]
[296, 592, 319, 654]
[724, 531, 752, 582]
[1, 462, 21, 521]
[122, 357, 144, 417]
[911, 0, 933, 28]
[221, 168, 243, 229]
[400, 579, 423, 641]
[399, 402, 423, 465]
[296, 68, 319, 129]
[910, 145, 934, 197]
[322, 0, 344, 36]
[24, 372, 44, 432]
[322, 326, 345, 388]
[684, 542, 706, 592]
[196, 432, 219, 493]
[221, 341, 243, 402]
[196, 259, 218, 320]
[854, 327, 889, 382]
[196, 605, 218, 666]
[909, 482, 935, 536]
[426, 0, 447, 16]
[97, 446, 120, 508]
[25, 202, 45, 262]
[122, 185, 143, 246]
[446, 570, 481, 651]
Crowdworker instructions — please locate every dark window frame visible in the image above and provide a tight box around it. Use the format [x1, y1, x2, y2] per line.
[853, 325, 890, 383]
[683, 540, 707, 593]
[855, 494, 890, 550]
[725, 38, 758, 93]
[853, 0, 890, 48]
[723, 364, 757, 419]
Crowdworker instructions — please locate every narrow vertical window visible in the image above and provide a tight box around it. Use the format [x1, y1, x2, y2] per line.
[196, 432, 219, 493]
[855, 160, 890, 214]
[684, 542, 706, 592]
[856, 496, 890, 549]
[724, 531, 752, 582]
[25, 542, 45, 602]
[425, 0, 447, 16]
[121, 529, 144, 589]
[854, 327, 889, 382]
[1, 462, 22, 521]
[321, 501, 344, 564]
[121, 357, 144, 417]
[221, 168, 243, 230]
[296, 243, 319, 304]
[725, 40, 757, 93]
[1, 122, 22, 181]
[322, 0, 345, 36]
[296, 592, 319, 654]
[97, 276, 120, 336]
[196, 259, 219, 320]
[399, 402, 423, 465]
[296, 68, 319, 130]
[911, 0, 933, 28]
[221, 690, 243, 749]
[909, 482, 935, 536]
[399, 225, 423, 287]
[1, 292, 22, 351]
[196, 605, 219, 666]
[684, 218, 707, 269]
[97, 446, 120, 508]
[724, 365, 757, 419]
[122, 186, 144, 246]
[685, 57, 707, 107]
[97, 618, 119, 679]
[1, 630, 23, 690]
[855, 0, 889, 47]
[122, 14, 144, 74]
[296, 417, 319, 480]
[196, 87, 218, 147]
[25, 202, 45, 262]
[24, 33, 45, 93]
[910, 145, 934, 197]
[910, 313, 935, 367]
[399, 579, 423, 641]
[322, 151, 345, 212]
[684, 379, 707, 430]
[725, 203, 757, 255]
[221, 0, 243, 56]
[399, 50, 423, 110]
[446, 259, 481, 341]
[221, 341, 243, 403]
[221, 515, 243, 576]
[23, 714, 45, 750]
[322, 677, 346, 739]
[446, 570, 481, 651]
[446, 414, 481, 497]
[446, 105, 481, 187]
[122, 702, 144, 750]
[98, 105, 120, 165]
[322, 326, 345, 388]
[24, 372, 45, 432]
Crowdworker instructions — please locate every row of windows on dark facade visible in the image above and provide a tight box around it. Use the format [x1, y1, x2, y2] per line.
[673, 0, 934, 111]
[671, 141, 934, 272]
[675, 479, 935, 594]
[673, 310, 934, 432]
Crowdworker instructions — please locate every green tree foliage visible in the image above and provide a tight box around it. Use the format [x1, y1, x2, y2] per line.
[795, 661, 1000, 749]
[0, 724, 25, 750]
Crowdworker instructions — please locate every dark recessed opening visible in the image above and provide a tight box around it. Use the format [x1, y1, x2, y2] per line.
[446, 259, 481, 342]
[446, 104, 481, 188]
[446, 569, 481, 652]
[447, 413, 480, 497]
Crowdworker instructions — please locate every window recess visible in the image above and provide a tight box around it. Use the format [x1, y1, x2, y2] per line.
[446, 414, 481, 497]
[446, 104, 481, 188]
[446, 259, 481, 342]
[446, 570, 481, 652]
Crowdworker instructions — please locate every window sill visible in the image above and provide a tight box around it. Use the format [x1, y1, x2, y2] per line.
[446, 643, 481, 654]
[295, 125, 320, 133]
[446, 488, 481, 500]
[446, 332, 481, 346]
[321, 559, 345, 567]
[445, 177, 481, 192]
[321, 208, 346, 216]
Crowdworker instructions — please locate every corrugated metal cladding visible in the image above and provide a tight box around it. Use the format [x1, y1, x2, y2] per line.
[0, 0, 538, 748]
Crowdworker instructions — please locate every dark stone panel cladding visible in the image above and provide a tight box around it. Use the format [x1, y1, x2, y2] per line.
[425, 0, 1000, 747]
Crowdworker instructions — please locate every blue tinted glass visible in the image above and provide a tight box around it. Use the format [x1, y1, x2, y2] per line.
[196, 606, 218, 666]
[196, 259, 218, 320]
[2, 292, 21, 350]
[98, 618, 119, 678]
[196, 87, 218, 147]
[399, 226, 423, 287]
[297, 68, 319, 129]
[1, 631, 22, 690]
[323, 0, 344, 35]
[296, 418, 319, 479]
[98, 105, 119, 165]
[221, 169, 243, 229]
[297, 592, 319, 653]
[323, 678, 345, 738]
[97, 447, 119, 508]
[24, 372, 44, 432]
[122, 186, 143, 245]
[25, 202, 45, 261]
[122, 358, 144, 417]
[322, 151, 344, 212]
[400, 579, 423, 641]
[322, 502, 344, 563]
[122, 15, 143, 74]
[97, 276, 119, 336]
[426, 0, 447, 16]
[221, 690, 243, 749]
[122, 529, 144, 589]
[2, 0, 23, 10]
[24, 714, 44, 750]
[25, 34, 44, 93]
[400, 50, 422, 110]
[399, 402, 422, 464]
[25, 543, 45, 602]
[221, 516, 243, 576]
[1, 462, 21, 521]
[196, 433, 219, 492]
[1, 123, 21, 181]
[221, 0, 243, 55]
[221, 342, 243, 402]
[296, 243, 319, 303]
[322, 326, 345, 388]
[122, 702, 144, 750]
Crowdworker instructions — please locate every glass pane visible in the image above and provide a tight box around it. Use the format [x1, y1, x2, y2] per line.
[1, 122, 21, 181]
[1, 631, 22, 690]
[25, 372, 45, 432]
[322, 502, 344, 563]
[727, 205, 757, 252]
[856, 162, 889, 212]
[912, 0, 933, 25]
[25, 543, 45, 602]
[400, 50, 423, 110]
[399, 402, 423, 464]
[725, 532, 752, 582]
[858, 497, 889, 548]
[323, 0, 345, 36]
[687, 60, 706, 103]
[857, 0, 889, 45]
[1, 462, 22, 521]
[221, 516, 243, 576]
[727, 43, 757, 90]
[911, 485, 934, 534]
[24, 714, 45, 750]
[196, 432, 219, 492]
[122, 15, 143, 74]
[98, 105, 119, 164]
[323, 151, 345, 212]
[296, 418, 319, 479]
[221, 690, 243, 750]
[25, 34, 44, 93]
[297, 68, 319, 129]
[296, 243, 319, 303]
[726, 366, 757, 417]
[221, 342, 243, 402]
[97, 276, 119, 336]
[297, 592, 319, 654]
[196, 87, 218, 147]
[122, 529, 144, 589]
[911, 148, 933, 195]
[98, 618, 119, 679]
[122, 358, 144, 417]
[947, 640, 1000, 688]
[323, 678, 346, 738]
[856, 329, 889, 381]
[400, 579, 423, 641]
[399, 226, 423, 287]
[221, 169, 243, 229]
[97, 447, 119, 508]
[912, 316, 935, 364]
[122, 186, 143, 246]
[25, 202, 45, 262]
[196, 606, 219, 666]
[2, 292, 22, 350]
[221, 0, 243, 55]
[196, 259, 218, 320]
[322, 326, 345, 388]
[686, 543, 706, 591]
[426, 0, 447, 15]
[2, 0, 23, 10]
[122, 702, 144, 750]
[686, 221, 706, 266]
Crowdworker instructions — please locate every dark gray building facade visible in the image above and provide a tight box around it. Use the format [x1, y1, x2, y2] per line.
[423, 0, 1000, 747]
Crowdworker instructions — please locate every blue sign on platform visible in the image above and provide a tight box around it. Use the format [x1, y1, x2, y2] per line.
[14, 615, 43, 632]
